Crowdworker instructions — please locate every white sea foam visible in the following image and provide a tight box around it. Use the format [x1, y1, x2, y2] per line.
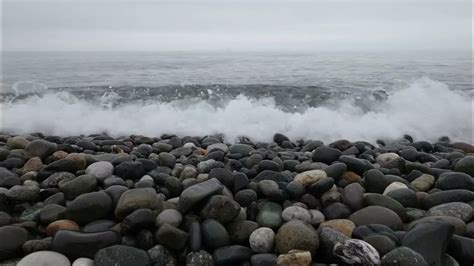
[1, 78, 472, 143]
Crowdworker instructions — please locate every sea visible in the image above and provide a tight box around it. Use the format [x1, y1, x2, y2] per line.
[1, 51, 472, 143]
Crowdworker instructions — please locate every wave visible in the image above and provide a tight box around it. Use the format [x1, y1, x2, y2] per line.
[0, 78, 472, 143]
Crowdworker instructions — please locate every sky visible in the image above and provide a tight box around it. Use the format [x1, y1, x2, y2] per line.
[1, 0, 472, 52]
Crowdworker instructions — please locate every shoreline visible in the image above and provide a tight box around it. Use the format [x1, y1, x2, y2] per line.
[0, 133, 473, 265]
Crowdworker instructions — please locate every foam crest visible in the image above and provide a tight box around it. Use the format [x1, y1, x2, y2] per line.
[1, 78, 472, 143]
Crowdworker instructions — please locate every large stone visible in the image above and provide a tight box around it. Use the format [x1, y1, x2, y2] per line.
[447, 235, 474, 266]
[201, 219, 229, 250]
[85, 161, 114, 182]
[422, 189, 474, 209]
[94, 245, 151, 266]
[0, 167, 20, 188]
[0, 226, 29, 261]
[312, 146, 342, 164]
[381, 247, 427, 266]
[276, 250, 312, 266]
[349, 206, 403, 230]
[17, 251, 70, 266]
[339, 155, 374, 175]
[342, 183, 365, 211]
[249, 227, 275, 253]
[427, 202, 473, 222]
[213, 245, 252, 265]
[454, 156, 474, 177]
[334, 239, 380, 265]
[7, 136, 30, 149]
[178, 178, 223, 213]
[275, 220, 319, 255]
[155, 224, 189, 250]
[6, 185, 40, 201]
[407, 216, 466, 236]
[200, 195, 240, 224]
[363, 193, 407, 221]
[114, 161, 146, 180]
[435, 172, 473, 191]
[257, 202, 283, 229]
[59, 175, 97, 200]
[293, 170, 328, 186]
[66, 191, 113, 224]
[26, 140, 57, 159]
[115, 188, 161, 219]
[364, 169, 387, 193]
[52, 230, 120, 259]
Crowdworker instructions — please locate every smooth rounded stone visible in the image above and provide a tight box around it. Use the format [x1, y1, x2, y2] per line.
[46, 219, 79, 236]
[52, 230, 120, 259]
[17, 251, 70, 266]
[376, 153, 401, 168]
[197, 159, 225, 174]
[114, 161, 146, 180]
[339, 155, 374, 175]
[156, 209, 182, 228]
[447, 234, 474, 266]
[201, 219, 229, 250]
[5, 185, 39, 201]
[405, 208, 427, 222]
[213, 245, 252, 265]
[178, 178, 223, 213]
[7, 136, 30, 149]
[454, 156, 474, 177]
[322, 202, 352, 220]
[103, 177, 127, 188]
[251, 253, 278, 266]
[180, 166, 197, 180]
[342, 183, 365, 211]
[85, 161, 114, 182]
[422, 189, 474, 209]
[324, 162, 347, 180]
[0, 226, 29, 261]
[308, 209, 325, 225]
[247, 154, 264, 169]
[94, 245, 151, 266]
[275, 220, 319, 255]
[349, 206, 403, 230]
[334, 239, 380, 265]
[258, 160, 280, 172]
[402, 220, 454, 266]
[0, 211, 12, 226]
[320, 219, 356, 237]
[382, 182, 408, 195]
[72, 258, 94, 266]
[44, 192, 66, 206]
[258, 180, 279, 197]
[200, 195, 241, 224]
[253, 170, 289, 182]
[104, 185, 128, 206]
[427, 202, 473, 222]
[381, 247, 428, 266]
[435, 172, 473, 191]
[410, 174, 435, 192]
[276, 250, 312, 266]
[293, 169, 328, 186]
[39, 204, 67, 224]
[155, 223, 189, 250]
[312, 146, 342, 164]
[66, 191, 113, 224]
[207, 143, 229, 153]
[21, 157, 43, 173]
[256, 201, 283, 229]
[59, 175, 97, 200]
[309, 178, 335, 197]
[147, 245, 176, 266]
[186, 250, 214, 266]
[208, 168, 233, 188]
[45, 158, 79, 172]
[386, 188, 417, 208]
[234, 189, 257, 207]
[363, 234, 397, 256]
[281, 206, 311, 223]
[26, 139, 57, 159]
[22, 238, 52, 254]
[321, 188, 341, 206]
[363, 193, 407, 221]
[115, 188, 161, 219]
[120, 208, 155, 234]
[188, 220, 201, 252]
[229, 144, 254, 156]
[0, 167, 21, 188]
[285, 181, 305, 199]
[226, 220, 259, 244]
[407, 216, 466, 235]
[249, 227, 275, 253]
[363, 169, 387, 193]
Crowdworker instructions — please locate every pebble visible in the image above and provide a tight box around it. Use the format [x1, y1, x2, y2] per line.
[5, 185, 40, 201]
[213, 245, 252, 265]
[52, 230, 120, 259]
[454, 156, 474, 177]
[249, 227, 275, 253]
[201, 219, 229, 250]
[349, 206, 403, 230]
[427, 202, 473, 222]
[333, 239, 380, 265]
[186, 250, 214, 266]
[115, 188, 161, 218]
[94, 245, 151, 266]
[281, 206, 311, 223]
[85, 161, 114, 182]
[410, 174, 435, 192]
[155, 224, 189, 250]
[0, 226, 29, 261]
[59, 174, 97, 200]
[66, 191, 113, 224]
[276, 250, 312, 266]
[257, 201, 283, 229]
[46, 219, 79, 236]
[72, 258, 94, 266]
[319, 219, 355, 237]
[147, 245, 176, 266]
[17, 251, 70, 266]
[293, 170, 328, 186]
[178, 178, 223, 213]
[275, 220, 319, 255]
[381, 247, 427, 266]
[155, 209, 182, 228]
[200, 195, 241, 223]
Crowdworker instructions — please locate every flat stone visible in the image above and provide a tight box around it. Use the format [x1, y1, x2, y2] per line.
[94, 245, 151, 266]
[178, 178, 223, 213]
[52, 230, 120, 259]
[115, 188, 161, 219]
[66, 191, 113, 224]
[349, 206, 403, 230]
[293, 170, 328, 186]
[427, 202, 473, 222]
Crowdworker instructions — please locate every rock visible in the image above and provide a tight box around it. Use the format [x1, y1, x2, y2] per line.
[376, 152, 402, 169]
[178, 178, 223, 213]
[454, 156, 474, 177]
[253, 170, 289, 182]
[364, 169, 387, 193]
[94, 245, 151, 266]
[72, 258, 94, 266]
[281, 206, 311, 223]
[66, 191, 113, 224]
[22, 238, 52, 254]
[186, 250, 214, 266]
[226, 220, 259, 245]
[39, 204, 67, 224]
[320, 219, 355, 237]
[6, 185, 39, 201]
[207, 143, 229, 153]
[342, 183, 365, 211]
[276, 250, 312, 266]
[0, 167, 20, 188]
[363, 234, 397, 256]
[407, 216, 466, 236]
[121, 208, 155, 233]
[309, 178, 334, 196]
[147, 245, 176, 266]
[349, 206, 403, 230]
[308, 209, 325, 226]
[85, 161, 114, 182]
[200, 195, 240, 224]
[312, 146, 342, 164]
[411, 174, 435, 192]
[401, 220, 454, 265]
[333, 239, 380, 265]
[382, 182, 408, 195]
[114, 161, 146, 180]
[293, 170, 327, 186]
[324, 162, 347, 180]
[427, 202, 473, 222]
[21, 157, 43, 174]
[435, 172, 473, 191]
[197, 159, 225, 174]
[381, 247, 428, 266]
[364, 193, 407, 221]
[115, 188, 161, 219]
[251, 253, 278, 266]
[59, 175, 97, 200]
[257, 201, 283, 229]
[249, 227, 275, 253]
[275, 220, 319, 255]
[41, 172, 75, 188]
[188, 221, 201, 251]
[0, 211, 12, 226]
[17, 251, 70, 266]
[322, 202, 352, 220]
[234, 189, 257, 207]
[213, 245, 252, 265]
[52, 230, 120, 259]
[229, 144, 254, 156]
[447, 234, 474, 266]
[155, 209, 182, 228]
[339, 155, 374, 175]
[26, 139, 57, 159]
[201, 219, 229, 250]
[258, 180, 279, 197]
[7, 136, 30, 149]
[155, 224, 189, 250]
[46, 219, 79, 236]
[0, 226, 29, 261]
[386, 188, 417, 208]
[422, 189, 474, 209]
[46, 158, 79, 172]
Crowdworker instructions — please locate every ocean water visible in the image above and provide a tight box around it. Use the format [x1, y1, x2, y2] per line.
[1, 51, 473, 143]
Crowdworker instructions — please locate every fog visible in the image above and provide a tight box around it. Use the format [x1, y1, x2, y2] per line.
[2, 0, 472, 51]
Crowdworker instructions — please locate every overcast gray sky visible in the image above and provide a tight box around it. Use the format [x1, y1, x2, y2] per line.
[1, 0, 472, 51]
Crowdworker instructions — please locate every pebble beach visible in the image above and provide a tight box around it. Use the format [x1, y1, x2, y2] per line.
[0, 133, 473, 266]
